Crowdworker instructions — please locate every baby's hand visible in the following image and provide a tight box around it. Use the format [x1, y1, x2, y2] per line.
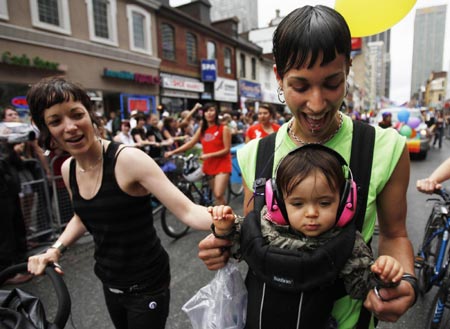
[371, 255, 404, 284]
[208, 205, 235, 235]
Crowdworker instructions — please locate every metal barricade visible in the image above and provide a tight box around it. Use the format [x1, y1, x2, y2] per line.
[49, 154, 73, 232]
[20, 159, 53, 242]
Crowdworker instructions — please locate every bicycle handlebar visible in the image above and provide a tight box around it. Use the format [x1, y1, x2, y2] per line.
[0, 262, 71, 329]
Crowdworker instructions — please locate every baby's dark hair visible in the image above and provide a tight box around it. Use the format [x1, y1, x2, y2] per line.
[26, 76, 101, 149]
[273, 5, 351, 80]
[276, 146, 345, 199]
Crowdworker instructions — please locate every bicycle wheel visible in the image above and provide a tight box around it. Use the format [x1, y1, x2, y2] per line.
[417, 206, 446, 294]
[160, 183, 190, 239]
[424, 273, 450, 329]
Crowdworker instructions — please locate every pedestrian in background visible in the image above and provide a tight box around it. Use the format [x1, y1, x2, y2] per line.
[165, 103, 232, 205]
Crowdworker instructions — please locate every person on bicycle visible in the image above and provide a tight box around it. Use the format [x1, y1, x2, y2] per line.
[417, 157, 450, 193]
[25, 76, 213, 329]
[209, 144, 404, 328]
[165, 103, 232, 205]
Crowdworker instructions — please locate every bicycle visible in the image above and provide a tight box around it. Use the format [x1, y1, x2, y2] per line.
[415, 188, 450, 328]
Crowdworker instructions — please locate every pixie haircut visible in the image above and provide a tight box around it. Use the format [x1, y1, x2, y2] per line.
[26, 76, 100, 149]
[276, 146, 345, 199]
[273, 5, 351, 80]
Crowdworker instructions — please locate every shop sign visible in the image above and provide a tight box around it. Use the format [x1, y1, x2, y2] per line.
[161, 89, 199, 99]
[214, 77, 238, 102]
[201, 59, 217, 82]
[239, 79, 262, 100]
[161, 74, 204, 92]
[120, 94, 156, 117]
[103, 68, 160, 85]
[1, 51, 65, 71]
[261, 88, 281, 104]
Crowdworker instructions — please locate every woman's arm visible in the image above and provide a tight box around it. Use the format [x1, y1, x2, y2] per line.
[165, 128, 201, 157]
[363, 146, 415, 322]
[28, 159, 87, 275]
[417, 157, 450, 193]
[115, 146, 211, 230]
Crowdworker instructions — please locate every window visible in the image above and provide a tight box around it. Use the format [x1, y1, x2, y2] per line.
[224, 47, 232, 74]
[240, 53, 246, 78]
[207, 41, 216, 59]
[0, 0, 8, 20]
[30, 0, 71, 34]
[161, 23, 175, 60]
[251, 57, 256, 80]
[186, 32, 197, 65]
[126, 5, 152, 55]
[86, 0, 118, 46]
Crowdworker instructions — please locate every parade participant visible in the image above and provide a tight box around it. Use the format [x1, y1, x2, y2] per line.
[26, 76, 212, 329]
[198, 5, 416, 328]
[165, 103, 232, 205]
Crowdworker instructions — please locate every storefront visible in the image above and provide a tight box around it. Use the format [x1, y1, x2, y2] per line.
[239, 79, 262, 115]
[1, 43, 160, 121]
[160, 73, 204, 114]
[214, 77, 238, 113]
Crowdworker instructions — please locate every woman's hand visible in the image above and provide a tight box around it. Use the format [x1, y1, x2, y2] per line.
[363, 279, 415, 322]
[198, 234, 232, 271]
[164, 151, 173, 158]
[416, 178, 441, 194]
[28, 248, 64, 276]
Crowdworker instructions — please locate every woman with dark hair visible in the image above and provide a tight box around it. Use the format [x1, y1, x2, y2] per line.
[165, 103, 232, 205]
[198, 5, 415, 328]
[25, 76, 212, 329]
[245, 103, 280, 142]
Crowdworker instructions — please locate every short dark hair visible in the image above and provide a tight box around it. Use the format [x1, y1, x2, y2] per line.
[273, 5, 351, 80]
[276, 146, 345, 199]
[258, 103, 276, 119]
[26, 76, 100, 149]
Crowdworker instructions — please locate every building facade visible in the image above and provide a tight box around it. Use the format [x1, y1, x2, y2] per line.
[0, 0, 162, 120]
[411, 5, 447, 100]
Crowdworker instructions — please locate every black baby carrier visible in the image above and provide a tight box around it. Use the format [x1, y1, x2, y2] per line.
[239, 120, 375, 329]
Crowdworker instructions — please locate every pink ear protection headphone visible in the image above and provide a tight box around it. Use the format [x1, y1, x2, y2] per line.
[265, 144, 357, 227]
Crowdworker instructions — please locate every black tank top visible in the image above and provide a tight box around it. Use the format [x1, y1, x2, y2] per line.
[70, 142, 170, 289]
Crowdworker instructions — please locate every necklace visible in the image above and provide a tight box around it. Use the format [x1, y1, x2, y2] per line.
[78, 139, 103, 173]
[288, 113, 343, 145]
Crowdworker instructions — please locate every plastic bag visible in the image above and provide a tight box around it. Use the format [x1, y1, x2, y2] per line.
[182, 262, 247, 329]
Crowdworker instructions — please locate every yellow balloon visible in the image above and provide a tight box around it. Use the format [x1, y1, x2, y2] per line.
[335, 0, 417, 37]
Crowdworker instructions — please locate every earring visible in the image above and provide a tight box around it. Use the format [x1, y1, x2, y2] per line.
[277, 87, 285, 104]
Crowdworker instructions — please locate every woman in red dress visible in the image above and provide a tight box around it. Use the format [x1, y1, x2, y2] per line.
[165, 103, 231, 205]
[245, 103, 280, 142]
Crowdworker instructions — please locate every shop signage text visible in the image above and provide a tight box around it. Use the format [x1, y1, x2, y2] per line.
[2, 51, 64, 71]
[161, 75, 204, 92]
[214, 77, 238, 102]
[201, 59, 217, 82]
[103, 68, 160, 85]
[239, 79, 262, 100]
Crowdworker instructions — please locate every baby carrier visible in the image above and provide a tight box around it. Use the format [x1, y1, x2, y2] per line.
[239, 120, 375, 329]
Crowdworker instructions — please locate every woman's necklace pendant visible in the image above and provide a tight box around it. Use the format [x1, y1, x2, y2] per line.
[288, 113, 343, 145]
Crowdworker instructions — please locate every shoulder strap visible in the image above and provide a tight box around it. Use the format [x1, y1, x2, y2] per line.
[253, 133, 277, 211]
[256, 133, 276, 180]
[349, 120, 375, 233]
[350, 120, 376, 329]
